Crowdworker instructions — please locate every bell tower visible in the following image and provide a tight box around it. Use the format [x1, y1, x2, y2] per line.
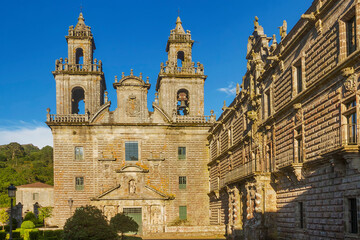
[156, 17, 206, 117]
[52, 13, 105, 115]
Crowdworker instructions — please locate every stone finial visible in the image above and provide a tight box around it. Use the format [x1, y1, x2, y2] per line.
[272, 34, 277, 44]
[130, 69, 134, 76]
[210, 110, 214, 116]
[236, 83, 240, 95]
[254, 16, 259, 30]
[94, 58, 97, 64]
[104, 91, 108, 103]
[174, 16, 185, 34]
[222, 101, 227, 111]
[122, 72, 125, 78]
[114, 76, 118, 83]
[46, 108, 50, 114]
[75, 12, 86, 31]
[65, 58, 68, 63]
[146, 77, 149, 84]
[279, 20, 287, 40]
[139, 72, 143, 80]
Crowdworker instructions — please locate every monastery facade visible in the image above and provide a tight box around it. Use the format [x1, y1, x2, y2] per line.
[47, 0, 360, 239]
[208, 0, 360, 239]
[46, 13, 222, 237]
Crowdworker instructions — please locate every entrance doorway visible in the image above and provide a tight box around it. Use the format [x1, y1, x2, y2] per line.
[123, 207, 142, 234]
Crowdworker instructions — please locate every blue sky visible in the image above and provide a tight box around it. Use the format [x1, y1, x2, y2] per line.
[0, 0, 312, 148]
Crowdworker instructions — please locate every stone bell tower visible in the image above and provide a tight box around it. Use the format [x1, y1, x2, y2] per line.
[52, 13, 105, 115]
[156, 16, 206, 117]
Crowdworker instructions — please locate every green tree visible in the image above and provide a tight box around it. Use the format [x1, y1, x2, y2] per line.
[0, 209, 8, 230]
[63, 205, 118, 240]
[39, 206, 53, 228]
[24, 212, 37, 225]
[110, 213, 139, 240]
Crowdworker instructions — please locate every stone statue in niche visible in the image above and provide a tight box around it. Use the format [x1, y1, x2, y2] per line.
[126, 95, 140, 117]
[129, 179, 136, 194]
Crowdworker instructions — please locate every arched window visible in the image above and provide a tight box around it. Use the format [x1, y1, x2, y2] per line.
[177, 51, 184, 67]
[177, 89, 189, 115]
[71, 87, 85, 114]
[75, 48, 84, 65]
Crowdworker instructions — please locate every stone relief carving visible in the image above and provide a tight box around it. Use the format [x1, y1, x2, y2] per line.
[129, 179, 136, 194]
[126, 95, 140, 117]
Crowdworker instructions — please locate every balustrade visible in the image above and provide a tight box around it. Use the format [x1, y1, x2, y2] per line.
[47, 114, 89, 123]
[175, 115, 213, 123]
[320, 124, 358, 155]
[160, 63, 204, 75]
[54, 60, 102, 73]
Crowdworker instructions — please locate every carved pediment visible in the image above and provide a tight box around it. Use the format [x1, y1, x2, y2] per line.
[92, 184, 171, 201]
[116, 164, 149, 173]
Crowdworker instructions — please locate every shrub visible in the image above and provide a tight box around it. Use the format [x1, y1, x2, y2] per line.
[0, 232, 6, 240]
[110, 213, 138, 239]
[43, 230, 63, 240]
[63, 205, 118, 240]
[24, 212, 37, 225]
[29, 231, 39, 240]
[21, 221, 35, 229]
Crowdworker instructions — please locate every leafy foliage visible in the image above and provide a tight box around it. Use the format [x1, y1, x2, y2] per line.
[0, 209, 8, 230]
[24, 212, 37, 225]
[0, 143, 53, 207]
[63, 205, 118, 240]
[21, 220, 35, 229]
[110, 213, 138, 239]
[38, 207, 53, 228]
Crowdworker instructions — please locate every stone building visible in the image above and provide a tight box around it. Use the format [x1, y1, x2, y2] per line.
[15, 182, 54, 223]
[46, 13, 222, 237]
[208, 0, 360, 239]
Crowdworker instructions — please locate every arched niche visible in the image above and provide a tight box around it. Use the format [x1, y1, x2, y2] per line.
[177, 88, 189, 115]
[71, 87, 85, 114]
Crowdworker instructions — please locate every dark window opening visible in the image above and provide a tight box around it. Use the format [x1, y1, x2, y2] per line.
[125, 141, 138, 161]
[178, 147, 186, 160]
[76, 48, 84, 65]
[75, 177, 84, 191]
[71, 87, 85, 114]
[177, 89, 189, 115]
[297, 65, 303, 93]
[347, 113, 357, 144]
[349, 198, 358, 233]
[177, 51, 184, 67]
[179, 176, 187, 189]
[347, 16, 357, 56]
[299, 202, 304, 228]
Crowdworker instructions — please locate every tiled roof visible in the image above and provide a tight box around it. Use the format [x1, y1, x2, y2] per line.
[17, 182, 53, 188]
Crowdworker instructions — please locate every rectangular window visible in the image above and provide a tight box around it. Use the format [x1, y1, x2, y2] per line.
[33, 193, 39, 201]
[125, 142, 138, 161]
[75, 147, 84, 160]
[179, 176, 187, 189]
[299, 202, 304, 228]
[295, 127, 303, 163]
[296, 65, 303, 93]
[178, 147, 186, 160]
[347, 16, 357, 55]
[75, 177, 84, 191]
[349, 198, 358, 233]
[179, 206, 187, 220]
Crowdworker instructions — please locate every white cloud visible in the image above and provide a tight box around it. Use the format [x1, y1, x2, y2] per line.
[217, 82, 237, 96]
[0, 125, 52, 148]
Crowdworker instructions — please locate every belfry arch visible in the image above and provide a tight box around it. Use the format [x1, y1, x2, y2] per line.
[177, 89, 189, 115]
[71, 87, 85, 114]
